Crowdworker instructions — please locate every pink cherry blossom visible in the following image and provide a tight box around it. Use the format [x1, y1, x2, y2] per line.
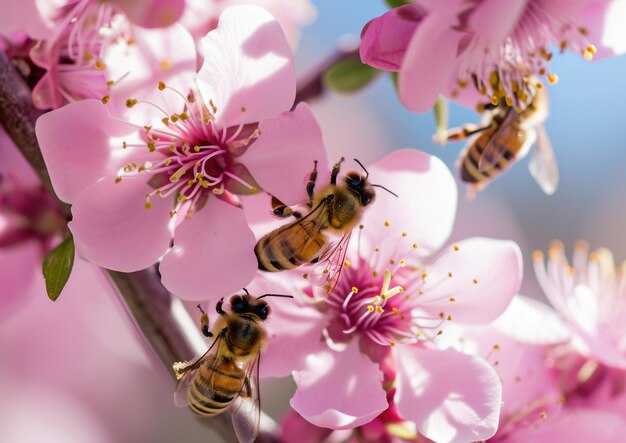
[35, 5, 328, 300]
[534, 241, 626, 369]
[360, 0, 626, 113]
[250, 149, 522, 442]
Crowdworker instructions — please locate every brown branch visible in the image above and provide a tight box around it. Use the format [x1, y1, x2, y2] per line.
[0, 51, 239, 443]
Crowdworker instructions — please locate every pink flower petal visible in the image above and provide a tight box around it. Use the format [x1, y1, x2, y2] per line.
[290, 340, 387, 430]
[399, 19, 465, 113]
[244, 276, 327, 378]
[395, 347, 501, 443]
[69, 178, 172, 272]
[468, 0, 527, 48]
[106, 24, 197, 123]
[360, 5, 425, 71]
[160, 197, 257, 300]
[360, 149, 457, 263]
[109, 0, 185, 28]
[0, 0, 52, 39]
[414, 237, 522, 324]
[240, 103, 329, 206]
[31, 71, 64, 110]
[35, 100, 141, 203]
[196, 5, 295, 128]
[493, 295, 571, 345]
[517, 408, 626, 443]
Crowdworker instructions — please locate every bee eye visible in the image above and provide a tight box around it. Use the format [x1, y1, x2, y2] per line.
[258, 306, 269, 319]
[231, 297, 245, 312]
[362, 195, 371, 205]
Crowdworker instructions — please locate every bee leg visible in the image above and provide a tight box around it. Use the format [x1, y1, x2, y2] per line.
[330, 157, 345, 186]
[306, 160, 318, 208]
[197, 304, 213, 337]
[271, 196, 302, 219]
[216, 297, 226, 315]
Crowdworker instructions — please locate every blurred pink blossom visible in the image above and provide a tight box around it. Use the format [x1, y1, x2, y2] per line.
[180, 0, 316, 48]
[252, 149, 522, 442]
[360, 0, 626, 113]
[35, 5, 328, 300]
[534, 241, 626, 369]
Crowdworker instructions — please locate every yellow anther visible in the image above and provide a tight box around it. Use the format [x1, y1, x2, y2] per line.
[374, 248, 379, 252]
[179, 112, 189, 120]
[505, 96, 513, 107]
[376, 306, 384, 313]
[162, 117, 169, 125]
[391, 307, 398, 314]
[367, 305, 374, 313]
[344, 259, 351, 267]
[547, 73, 559, 84]
[122, 141, 127, 149]
[389, 259, 395, 265]
[147, 141, 156, 152]
[437, 330, 443, 336]
[439, 312, 445, 318]
[418, 290, 424, 295]
[389, 340, 396, 347]
[384, 220, 391, 227]
[170, 167, 187, 183]
[114, 177, 122, 184]
[170, 114, 179, 123]
[578, 26, 588, 35]
[250, 187, 258, 194]
[587, 44, 597, 54]
[453, 245, 459, 251]
[449, 297, 456, 302]
[402, 232, 407, 237]
[589, 252, 599, 262]
[493, 344, 500, 350]
[303, 273, 308, 279]
[95, 59, 106, 70]
[560, 40, 568, 51]
[372, 296, 381, 304]
[164, 158, 172, 166]
[412, 243, 419, 249]
[372, 271, 378, 278]
[241, 106, 246, 112]
[144, 201, 152, 209]
[399, 259, 406, 266]
[539, 412, 548, 420]
[421, 272, 428, 279]
[473, 278, 478, 284]
[193, 145, 201, 152]
[158, 81, 166, 90]
[359, 224, 364, 229]
[351, 286, 359, 294]
[159, 59, 172, 71]
[447, 315, 452, 321]
[106, 80, 115, 86]
[533, 250, 544, 261]
[448, 272, 453, 278]
[125, 98, 137, 108]
[101, 95, 110, 104]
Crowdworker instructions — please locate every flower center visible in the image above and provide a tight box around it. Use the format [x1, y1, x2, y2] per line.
[451, 0, 597, 110]
[116, 82, 260, 217]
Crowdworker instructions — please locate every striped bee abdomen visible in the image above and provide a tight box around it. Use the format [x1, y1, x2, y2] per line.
[188, 356, 244, 416]
[256, 220, 327, 272]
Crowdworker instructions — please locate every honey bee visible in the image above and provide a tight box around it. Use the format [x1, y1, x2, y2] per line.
[173, 290, 292, 443]
[254, 158, 396, 298]
[442, 81, 558, 197]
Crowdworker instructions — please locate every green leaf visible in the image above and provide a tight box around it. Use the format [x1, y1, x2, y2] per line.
[433, 96, 449, 146]
[322, 56, 381, 94]
[43, 235, 75, 301]
[385, 0, 411, 8]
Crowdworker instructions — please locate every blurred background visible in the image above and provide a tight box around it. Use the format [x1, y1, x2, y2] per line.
[1, 0, 625, 442]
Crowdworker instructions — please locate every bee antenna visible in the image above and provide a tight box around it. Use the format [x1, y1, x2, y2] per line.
[256, 294, 294, 300]
[371, 184, 399, 198]
[353, 158, 369, 179]
[242, 288, 250, 296]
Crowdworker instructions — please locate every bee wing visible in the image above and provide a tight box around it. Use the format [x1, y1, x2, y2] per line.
[528, 124, 559, 195]
[477, 107, 521, 172]
[261, 196, 332, 268]
[310, 230, 352, 300]
[229, 353, 261, 443]
[172, 334, 223, 408]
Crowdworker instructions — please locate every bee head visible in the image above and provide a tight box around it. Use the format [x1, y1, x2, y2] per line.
[345, 172, 376, 207]
[230, 293, 271, 320]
